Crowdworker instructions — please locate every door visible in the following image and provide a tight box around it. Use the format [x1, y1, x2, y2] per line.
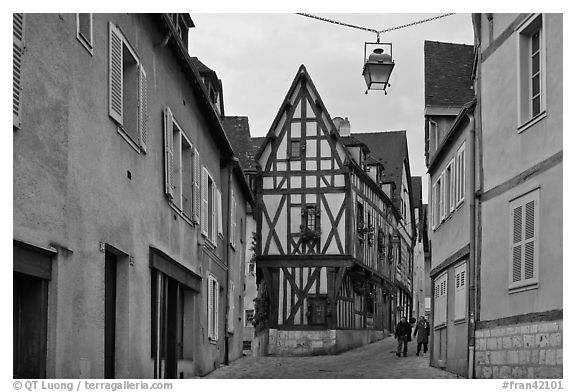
[104, 252, 117, 379]
[13, 272, 48, 378]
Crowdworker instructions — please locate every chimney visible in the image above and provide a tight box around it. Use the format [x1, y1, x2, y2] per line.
[332, 116, 351, 137]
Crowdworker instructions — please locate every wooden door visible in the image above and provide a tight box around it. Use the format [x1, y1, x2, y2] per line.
[104, 252, 117, 379]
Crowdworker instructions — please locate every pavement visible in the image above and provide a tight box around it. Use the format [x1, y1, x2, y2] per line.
[203, 335, 460, 379]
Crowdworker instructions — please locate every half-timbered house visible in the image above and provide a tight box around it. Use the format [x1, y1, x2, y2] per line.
[252, 65, 411, 355]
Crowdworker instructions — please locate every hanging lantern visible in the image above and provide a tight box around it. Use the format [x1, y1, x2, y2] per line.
[362, 38, 394, 93]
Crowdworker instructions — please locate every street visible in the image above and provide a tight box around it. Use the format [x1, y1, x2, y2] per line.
[204, 336, 460, 379]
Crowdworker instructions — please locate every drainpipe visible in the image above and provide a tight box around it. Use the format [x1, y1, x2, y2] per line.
[467, 110, 477, 379]
[224, 158, 238, 365]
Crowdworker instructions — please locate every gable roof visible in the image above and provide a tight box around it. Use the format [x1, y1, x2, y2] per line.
[354, 131, 408, 196]
[424, 40, 475, 108]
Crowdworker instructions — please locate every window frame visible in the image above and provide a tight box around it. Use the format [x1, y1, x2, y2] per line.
[508, 188, 540, 292]
[456, 143, 466, 207]
[516, 14, 547, 132]
[201, 167, 219, 245]
[76, 13, 93, 55]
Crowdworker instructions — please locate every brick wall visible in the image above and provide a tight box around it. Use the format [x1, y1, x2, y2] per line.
[474, 320, 563, 378]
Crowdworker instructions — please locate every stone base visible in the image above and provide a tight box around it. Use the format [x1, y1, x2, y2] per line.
[264, 329, 384, 356]
[475, 319, 563, 379]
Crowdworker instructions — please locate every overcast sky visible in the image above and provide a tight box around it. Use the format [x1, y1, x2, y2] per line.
[188, 13, 474, 202]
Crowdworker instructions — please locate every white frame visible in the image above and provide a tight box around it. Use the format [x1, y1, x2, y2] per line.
[456, 142, 466, 207]
[516, 14, 547, 132]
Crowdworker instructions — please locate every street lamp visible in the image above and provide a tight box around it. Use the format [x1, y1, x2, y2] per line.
[362, 39, 395, 94]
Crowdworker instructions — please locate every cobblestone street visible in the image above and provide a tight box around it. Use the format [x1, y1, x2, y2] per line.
[204, 336, 460, 378]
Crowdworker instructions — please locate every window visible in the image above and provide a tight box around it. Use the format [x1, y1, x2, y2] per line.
[201, 167, 220, 244]
[207, 275, 219, 341]
[433, 273, 447, 326]
[455, 143, 466, 206]
[163, 107, 200, 223]
[109, 22, 148, 152]
[76, 13, 93, 53]
[429, 119, 439, 151]
[518, 14, 545, 129]
[454, 263, 466, 321]
[509, 189, 539, 291]
[356, 202, 364, 234]
[13, 13, 24, 129]
[432, 177, 441, 229]
[245, 309, 255, 327]
[305, 205, 318, 231]
[290, 139, 301, 159]
[248, 261, 255, 275]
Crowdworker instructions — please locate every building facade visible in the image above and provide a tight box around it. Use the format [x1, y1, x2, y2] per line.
[13, 13, 252, 378]
[251, 66, 414, 355]
[472, 13, 563, 379]
[424, 40, 476, 377]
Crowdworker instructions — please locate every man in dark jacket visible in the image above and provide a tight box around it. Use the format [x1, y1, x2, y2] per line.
[413, 316, 431, 356]
[394, 316, 411, 357]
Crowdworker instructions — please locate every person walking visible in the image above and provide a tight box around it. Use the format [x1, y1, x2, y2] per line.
[394, 316, 412, 357]
[413, 316, 430, 356]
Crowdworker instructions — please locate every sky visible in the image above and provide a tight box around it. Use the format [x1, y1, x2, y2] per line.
[187, 13, 474, 203]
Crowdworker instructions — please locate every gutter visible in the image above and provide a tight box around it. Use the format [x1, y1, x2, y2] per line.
[467, 110, 477, 380]
[224, 158, 237, 365]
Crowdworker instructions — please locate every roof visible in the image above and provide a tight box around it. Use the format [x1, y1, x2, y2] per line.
[221, 117, 263, 172]
[424, 41, 475, 108]
[354, 131, 408, 203]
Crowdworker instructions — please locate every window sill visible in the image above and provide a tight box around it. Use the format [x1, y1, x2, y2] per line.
[77, 35, 93, 56]
[434, 323, 447, 330]
[167, 202, 197, 227]
[208, 338, 218, 345]
[518, 111, 547, 134]
[453, 318, 466, 325]
[117, 126, 142, 154]
[508, 282, 538, 294]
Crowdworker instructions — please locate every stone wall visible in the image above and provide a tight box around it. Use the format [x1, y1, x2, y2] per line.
[474, 320, 563, 378]
[268, 329, 337, 356]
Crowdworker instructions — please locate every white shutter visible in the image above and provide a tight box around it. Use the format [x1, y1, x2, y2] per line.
[509, 191, 539, 288]
[211, 183, 217, 241]
[458, 146, 466, 204]
[201, 167, 209, 237]
[208, 276, 214, 339]
[138, 65, 148, 153]
[230, 190, 237, 247]
[163, 107, 174, 199]
[454, 264, 466, 321]
[193, 148, 200, 224]
[13, 13, 24, 129]
[217, 188, 223, 237]
[449, 160, 456, 212]
[227, 280, 235, 333]
[439, 173, 445, 221]
[434, 274, 447, 325]
[109, 22, 123, 124]
[214, 279, 220, 340]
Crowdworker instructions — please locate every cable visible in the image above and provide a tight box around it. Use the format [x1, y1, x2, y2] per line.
[296, 13, 456, 37]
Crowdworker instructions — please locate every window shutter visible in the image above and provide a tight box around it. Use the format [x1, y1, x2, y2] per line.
[208, 276, 214, 339]
[138, 65, 148, 153]
[454, 265, 466, 320]
[227, 280, 235, 334]
[450, 161, 456, 212]
[214, 279, 219, 340]
[217, 188, 223, 237]
[211, 183, 217, 241]
[13, 13, 24, 129]
[201, 167, 209, 237]
[192, 147, 200, 224]
[524, 200, 536, 280]
[163, 107, 174, 199]
[511, 205, 523, 283]
[108, 23, 123, 124]
[230, 190, 237, 247]
[439, 173, 445, 221]
[459, 148, 466, 203]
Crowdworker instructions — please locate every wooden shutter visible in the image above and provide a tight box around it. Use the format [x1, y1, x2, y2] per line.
[227, 280, 235, 334]
[459, 147, 466, 203]
[163, 107, 174, 199]
[201, 167, 209, 237]
[13, 13, 24, 129]
[208, 276, 214, 339]
[109, 23, 123, 124]
[214, 279, 219, 340]
[216, 188, 223, 237]
[211, 183, 217, 241]
[138, 65, 148, 153]
[449, 160, 456, 212]
[454, 264, 466, 320]
[230, 190, 237, 247]
[439, 173, 445, 221]
[509, 191, 539, 288]
[192, 147, 200, 224]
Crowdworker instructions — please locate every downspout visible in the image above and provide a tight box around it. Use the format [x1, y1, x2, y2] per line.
[467, 110, 477, 379]
[224, 158, 238, 365]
